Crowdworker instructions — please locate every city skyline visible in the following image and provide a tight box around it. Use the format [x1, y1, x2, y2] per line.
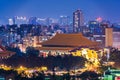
[0, 0, 120, 23]
[0, 0, 120, 79]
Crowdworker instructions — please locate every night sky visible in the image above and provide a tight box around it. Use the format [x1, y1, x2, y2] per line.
[0, 0, 120, 23]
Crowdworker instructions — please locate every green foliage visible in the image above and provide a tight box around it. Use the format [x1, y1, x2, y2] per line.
[26, 46, 39, 56]
[110, 49, 120, 62]
[79, 71, 99, 80]
[6, 46, 24, 56]
[3, 55, 86, 70]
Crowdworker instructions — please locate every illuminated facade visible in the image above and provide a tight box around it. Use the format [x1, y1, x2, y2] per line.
[113, 32, 120, 49]
[37, 33, 99, 56]
[71, 48, 100, 71]
[8, 18, 15, 25]
[105, 28, 120, 49]
[73, 9, 84, 33]
[105, 28, 113, 47]
[59, 16, 70, 26]
[16, 35, 51, 52]
[88, 21, 99, 34]
[15, 16, 27, 25]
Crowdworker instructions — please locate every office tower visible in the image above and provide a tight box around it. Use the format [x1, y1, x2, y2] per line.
[29, 17, 37, 25]
[8, 18, 15, 25]
[73, 9, 84, 33]
[15, 16, 27, 25]
[105, 28, 113, 47]
[59, 16, 70, 26]
[46, 18, 52, 26]
[37, 18, 46, 25]
[88, 21, 100, 34]
[113, 32, 120, 49]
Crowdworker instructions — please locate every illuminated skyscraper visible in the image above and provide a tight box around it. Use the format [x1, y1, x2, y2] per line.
[73, 9, 84, 33]
[8, 18, 15, 25]
[88, 21, 100, 34]
[59, 16, 70, 26]
[15, 16, 27, 25]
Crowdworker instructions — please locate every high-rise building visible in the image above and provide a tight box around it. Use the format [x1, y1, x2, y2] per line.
[73, 9, 84, 33]
[105, 28, 120, 49]
[15, 16, 27, 25]
[46, 18, 52, 26]
[88, 21, 100, 34]
[59, 16, 70, 26]
[29, 17, 37, 25]
[37, 18, 46, 25]
[36, 18, 53, 25]
[105, 28, 113, 47]
[8, 18, 15, 25]
[113, 32, 120, 49]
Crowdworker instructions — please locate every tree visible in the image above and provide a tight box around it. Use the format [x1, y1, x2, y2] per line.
[26, 47, 39, 56]
[6, 46, 24, 56]
[62, 73, 71, 80]
[79, 71, 99, 80]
